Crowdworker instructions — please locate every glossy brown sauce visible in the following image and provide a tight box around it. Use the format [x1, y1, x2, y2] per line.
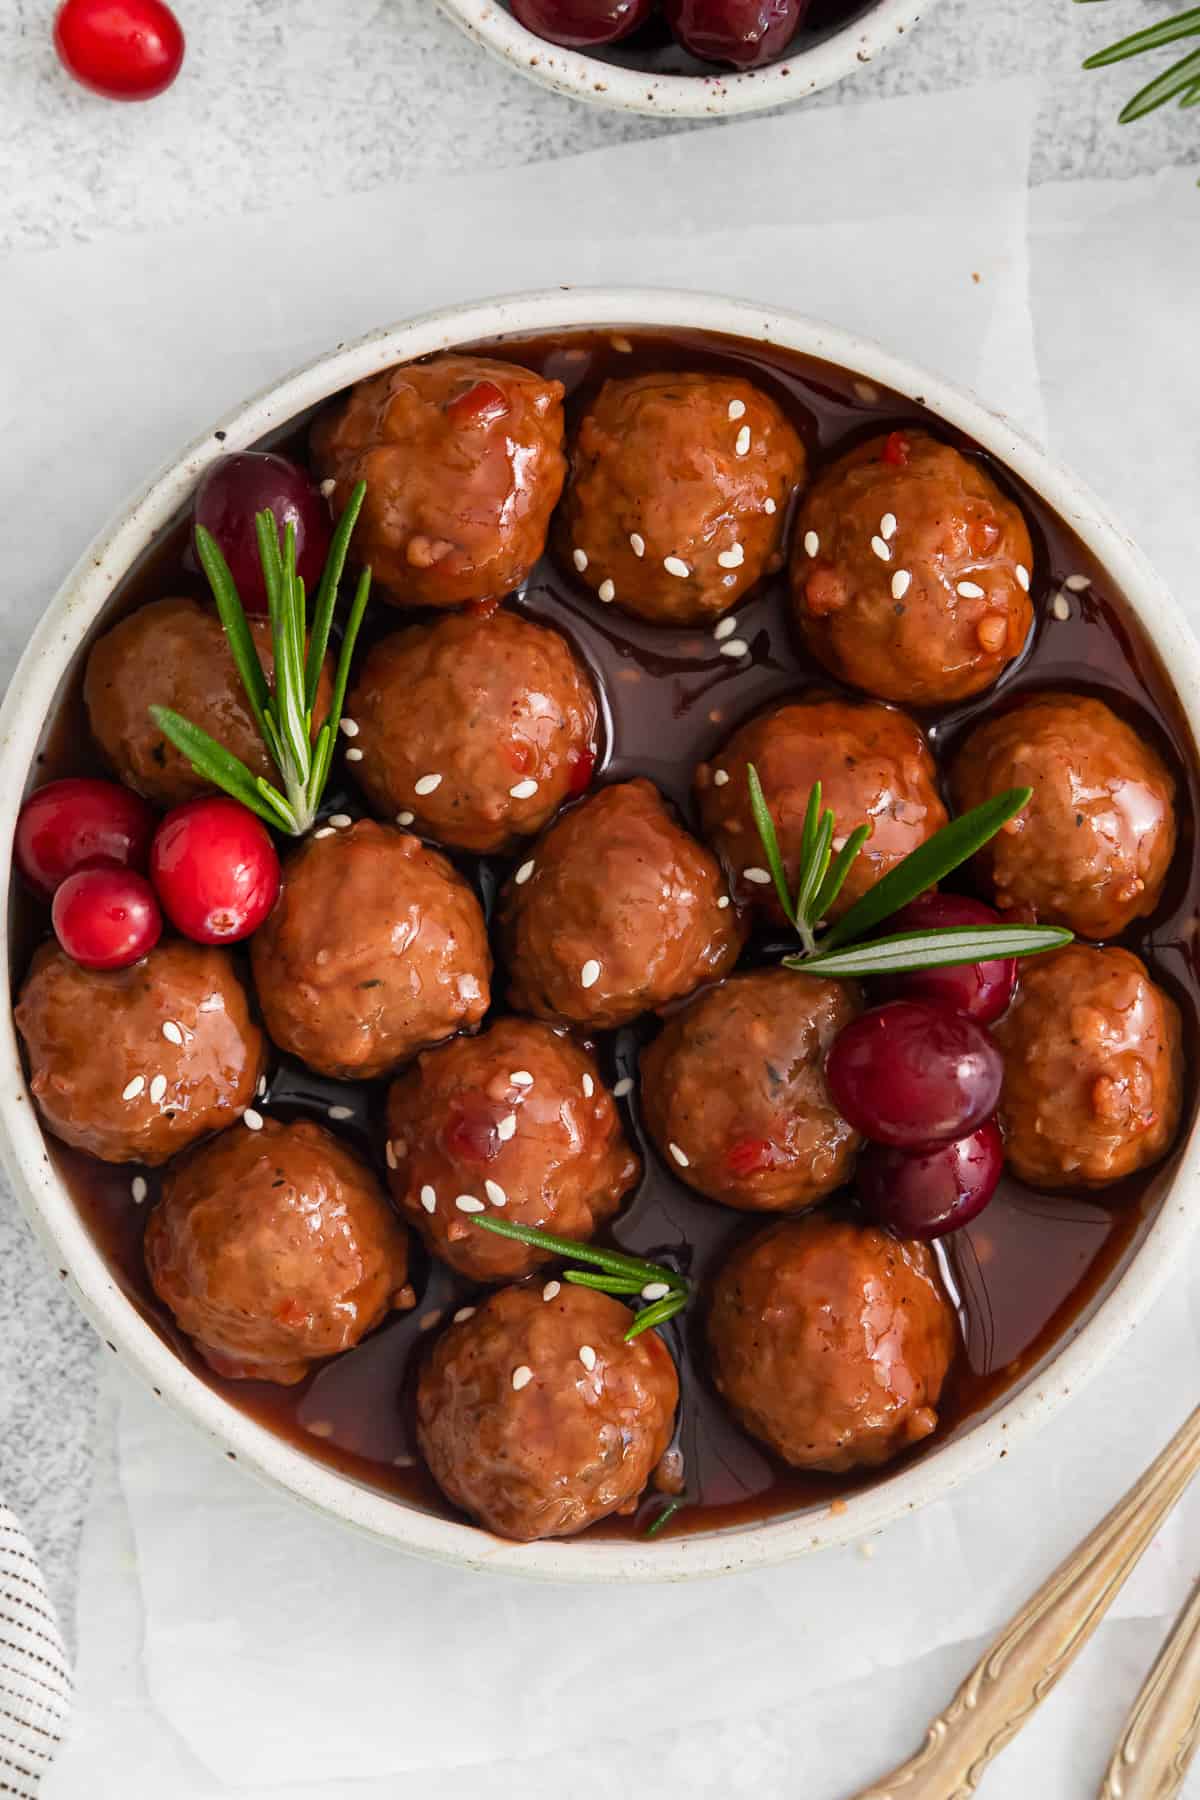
[15, 326, 1200, 1542]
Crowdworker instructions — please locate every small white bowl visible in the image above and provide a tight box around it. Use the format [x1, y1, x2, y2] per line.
[2, 287, 1198, 1583]
[434, 0, 936, 117]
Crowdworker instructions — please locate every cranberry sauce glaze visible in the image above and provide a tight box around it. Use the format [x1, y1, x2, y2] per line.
[14, 327, 1200, 1540]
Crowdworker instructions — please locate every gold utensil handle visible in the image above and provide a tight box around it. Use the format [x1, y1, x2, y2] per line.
[846, 1406, 1200, 1800]
[1099, 1579, 1200, 1800]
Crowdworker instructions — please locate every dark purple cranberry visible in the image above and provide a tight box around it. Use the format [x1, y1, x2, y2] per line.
[194, 452, 331, 615]
[826, 1001, 1003, 1149]
[858, 1120, 1004, 1241]
[881, 893, 1018, 1025]
[511, 0, 654, 48]
[663, 0, 807, 68]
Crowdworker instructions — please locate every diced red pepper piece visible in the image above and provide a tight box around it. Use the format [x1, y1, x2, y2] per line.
[882, 431, 911, 468]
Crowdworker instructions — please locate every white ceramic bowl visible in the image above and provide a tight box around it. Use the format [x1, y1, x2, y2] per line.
[434, 0, 935, 117]
[2, 288, 1198, 1583]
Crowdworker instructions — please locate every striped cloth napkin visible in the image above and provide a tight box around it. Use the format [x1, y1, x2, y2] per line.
[0, 1503, 71, 1795]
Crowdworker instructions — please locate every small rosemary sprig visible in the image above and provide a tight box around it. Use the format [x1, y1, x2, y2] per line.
[747, 765, 1072, 979]
[1078, 3, 1200, 125]
[149, 481, 370, 836]
[471, 1218, 689, 1342]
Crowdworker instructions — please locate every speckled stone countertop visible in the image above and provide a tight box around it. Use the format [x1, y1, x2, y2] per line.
[0, 0, 1196, 1648]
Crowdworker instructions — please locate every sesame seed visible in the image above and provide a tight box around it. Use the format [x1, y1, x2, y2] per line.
[1052, 591, 1071, 622]
[582, 1073, 595, 1098]
[328, 1104, 353, 1121]
[717, 896, 731, 909]
[420, 1185, 437, 1213]
[853, 378, 880, 403]
[630, 533, 645, 558]
[880, 512, 898, 541]
[396, 812, 414, 827]
[419, 1310, 443, 1333]
[717, 545, 745, 570]
[573, 548, 589, 573]
[892, 570, 912, 601]
[307, 1419, 335, 1437]
[131, 1176, 148, 1204]
[743, 867, 771, 885]
[713, 617, 737, 641]
[329, 813, 352, 829]
[669, 1143, 690, 1168]
[956, 581, 985, 599]
[859, 1541, 877, 1561]
[543, 1281, 561, 1301]
[611, 335, 633, 353]
[642, 1282, 670, 1301]
[728, 399, 746, 421]
[509, 779, 538, 800]
[1016, 564, 1031, 591]
[713, 768, 730, 786]
[257, 1076, 267, 1097]
[597, 580, 615, 604]
[161, 1021, 183, 1047]
[313, 826, 335, 839]
[346, 748, 364, 763]
[414, 774, 442, 796]
[515, 860, 535, 885]
[578, 1345, 597, 1371]
[871, 536, 892, 563]
[455, 1195, 485, 1214]
[735, 426, 751, 457]
[497, 1113, 517, 1141]
[122, 1076, 145, 1101]
[720, 640, 749, 659]
[484, 1179, 507, 1206]
[804, 530, 820, 557]
[386, 1140, 398, 1170]
[149, 1074, 167, 1105]
[613, 1078, 634, 1098]
[319, 478, 337, 499]
[580, 959, 601, 989]
[512, 1365, 534, 1391]
[764, 497, 777, 515]
[1065, 573, 1090, 592]
[243, 1108, 264, 1131]
[664, 556, 690, 579]
[339, 718, 359, 738]
[510, 1070, 534, 1088]
[453, 1307, 476, 1324]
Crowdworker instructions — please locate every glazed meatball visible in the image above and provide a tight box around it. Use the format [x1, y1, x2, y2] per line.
[950, 692, 1176, 940]
[707, 1215, 957, 1472]
[15, 941, 265, 1165]
[387, 1018, 640, 1282]
[640, 970, 860, 1211]
[250, 821, 490, 1080]
[85, 596, 333, 809]
[994, 944, 1181, 1188]
[311, 355, 566, 608]
[792, 431, 1034, 706]
[417, 1284, 678, 1540]
[695, 697, 948, 920]
[346, 610, 598, 853]
[145, 1118, 412, 1384]
[500, 779, 744, 1029]
[557, 372, 805, 626]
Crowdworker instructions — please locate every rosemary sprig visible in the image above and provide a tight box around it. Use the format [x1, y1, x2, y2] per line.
[747, 769, 1071, 979]
[644, 1498, 685, 1538]
[470, 1217, 689, 1343]
[150, 481, 370, 836]
[1078, 2, 1200, 126]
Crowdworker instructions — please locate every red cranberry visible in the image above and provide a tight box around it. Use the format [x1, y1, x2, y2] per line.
[54, 0, 184, 101]
[52, 867, 161, 970]
[150, 798, 280, 945]
[510, 0, 653, 48]
[14, 779, 156, 900]
[445, 380, 511, 429]
[566, 747, 597, 795]
[194, 453, 331, 615]
[858, 1120, 1004, 1241]
[880, 894, 1017, 1026]
[663, 0, 806, 68]
[826, 1001, 1002, 1150]
[443, 1097, 502, 1164]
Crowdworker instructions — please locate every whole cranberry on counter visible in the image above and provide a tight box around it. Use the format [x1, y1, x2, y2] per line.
[664, 0, 807, 68]
[150, 797, 281, 945]
[54, 0, 185, 101]
[880, 893, 1018, 1026]
[826, 1001, 1003, 1150]
[15, 778, 156, 900]
[193, 453, 331, 614]
[511, 0, 654, 47]
[52, 866, 162, 970]
[858, 1120, 1004, 1241]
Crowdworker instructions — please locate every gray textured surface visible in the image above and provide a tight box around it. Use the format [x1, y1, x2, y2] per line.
[0, 0, 1196, 1650]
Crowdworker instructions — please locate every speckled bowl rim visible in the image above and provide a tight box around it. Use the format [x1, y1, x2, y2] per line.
[2, 287, 1198, 1583]
[434, 0, 936, 118]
